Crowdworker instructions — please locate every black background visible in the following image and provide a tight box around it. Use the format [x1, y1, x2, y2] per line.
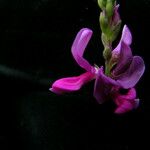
[0, 0, 150, 149]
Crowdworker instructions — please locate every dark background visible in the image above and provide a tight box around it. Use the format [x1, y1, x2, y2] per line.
[0, 0, 150, 149]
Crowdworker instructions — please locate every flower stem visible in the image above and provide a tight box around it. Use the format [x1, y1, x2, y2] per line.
[98, 0, 121, 76]
[103, 46, 112, 75]
[105, 61, 110, 76]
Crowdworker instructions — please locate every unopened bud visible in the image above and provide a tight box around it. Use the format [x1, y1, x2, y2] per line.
[101, 33, 108, 46]
[111, 20, 122, 42]
[100, 12, 108, 34]
[98, 0, 107, 9]
[106, 0, 115, 18]
[111, 49, 120, 64]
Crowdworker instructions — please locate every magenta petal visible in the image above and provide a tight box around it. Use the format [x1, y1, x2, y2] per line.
[50, 72, 95, 94]
[71, 28, 95, 73]
[94, 67, 120, 104]
[120, 25, 132, 46]
[112, 25, 132, 57]
[117, 56, 145, 89]
[113, 41, 133, 76]
[114, 88, 136, 105]
[114, 88, 138, 114]
[114, 100, 135, 114]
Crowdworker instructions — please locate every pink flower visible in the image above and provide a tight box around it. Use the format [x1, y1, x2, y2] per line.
[50, 26, 145, 114]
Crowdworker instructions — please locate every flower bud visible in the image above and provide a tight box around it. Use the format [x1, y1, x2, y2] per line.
[110, 20, 122, 42]
[112, 4, 120, 26]
[106, 0, 115, 18]
[110, 49, 120, 65]
[100, 12, 108, 34]
[98, 0, 107, 9]
[101, 33, 108, 46]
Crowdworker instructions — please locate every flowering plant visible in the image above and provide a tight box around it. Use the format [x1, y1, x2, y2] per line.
[50, 0, 145, 114]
